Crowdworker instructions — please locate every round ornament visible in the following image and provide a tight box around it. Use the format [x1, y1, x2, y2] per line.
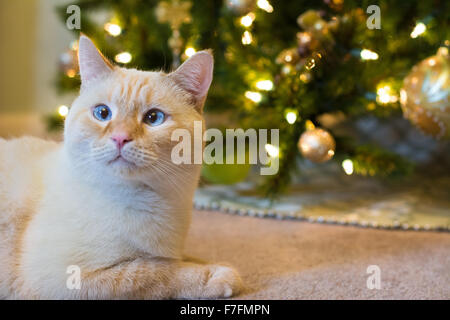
[400, 48, 450, 139]
[298, 128, 336, 163]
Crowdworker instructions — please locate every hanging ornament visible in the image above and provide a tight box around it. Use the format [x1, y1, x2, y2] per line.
[400, 47, 450, 139]
[59, 48, 78, 78]
[201, 149, 250, 185]
[156, 0, 192, 68]
[225, 0, 254, 15]
[298, 128, 336, 163]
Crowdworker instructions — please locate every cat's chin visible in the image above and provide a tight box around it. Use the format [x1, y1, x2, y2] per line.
[106, 156, 140, 177]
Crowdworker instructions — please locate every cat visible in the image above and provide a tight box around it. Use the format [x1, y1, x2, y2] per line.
[0, 35, 242, 299]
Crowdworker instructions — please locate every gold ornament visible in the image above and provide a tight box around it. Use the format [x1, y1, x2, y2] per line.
[156, 0, 192, 68]
[400, 48, 450, 139]
[298, 128, 336, 163]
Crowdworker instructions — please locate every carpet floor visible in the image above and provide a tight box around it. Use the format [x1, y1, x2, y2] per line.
[185, 210, 450, 300]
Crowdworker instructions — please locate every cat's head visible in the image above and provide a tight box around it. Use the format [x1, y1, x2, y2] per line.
[64, 35, 213, 186]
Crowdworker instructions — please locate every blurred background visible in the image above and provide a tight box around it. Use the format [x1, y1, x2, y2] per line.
[0, 0, 75, 137]
[0, 0, 449, 216]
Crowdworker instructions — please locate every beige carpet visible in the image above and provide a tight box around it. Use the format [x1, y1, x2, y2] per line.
[185, 210, 450, 300]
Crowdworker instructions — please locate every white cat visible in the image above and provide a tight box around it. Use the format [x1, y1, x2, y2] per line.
[0, 35, 242, 299]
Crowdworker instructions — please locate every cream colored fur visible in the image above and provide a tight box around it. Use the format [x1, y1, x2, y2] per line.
[0, 36, 242, 299]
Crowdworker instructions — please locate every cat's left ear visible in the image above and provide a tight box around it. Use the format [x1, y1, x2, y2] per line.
[78, 35, 113, 89]
[169, 50, 214, 111]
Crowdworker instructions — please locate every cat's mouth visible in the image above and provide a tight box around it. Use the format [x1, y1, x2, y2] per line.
[108, 155, 135, 167]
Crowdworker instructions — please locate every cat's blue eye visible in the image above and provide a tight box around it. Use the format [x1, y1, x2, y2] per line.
[93, 105, 112, 121]
[143, 109, 166, 126]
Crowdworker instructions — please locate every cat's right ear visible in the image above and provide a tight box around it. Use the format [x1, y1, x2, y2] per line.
[78, 35, 113, 89]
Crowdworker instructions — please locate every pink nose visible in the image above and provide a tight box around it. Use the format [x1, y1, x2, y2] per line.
[111, 134, 132, 150]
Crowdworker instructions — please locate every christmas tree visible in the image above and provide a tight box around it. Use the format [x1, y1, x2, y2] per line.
[52, 0, 450, 197]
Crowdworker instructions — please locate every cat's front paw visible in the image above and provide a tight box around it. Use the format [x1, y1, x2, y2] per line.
[202, 265, 243, 299]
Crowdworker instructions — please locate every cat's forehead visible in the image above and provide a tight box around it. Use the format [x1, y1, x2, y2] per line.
[106, 68, 164, 103]
[96, 67, 185, 111]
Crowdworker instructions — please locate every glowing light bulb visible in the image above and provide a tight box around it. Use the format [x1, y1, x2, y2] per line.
[265, 144, 279, 157]
[115, 52, 132, 64]
[104, 23, 122, 36]
[285, 112, 297, 124]
[58, 105, 69, 117]
[66, 69, 76, 78]
[240, 13, 255, 27]
[185, 47, 196, 57]
[297, 32, 311, 44]
[360, 49, 379, 60]
[299, 73, 311, 83]
[410, 22, 426, 39]
[257, 0, 273, 13]
[342, 159, 354, 175]
[242, 31, 253, 45]
[245, 91, 262, 103]
[255, 80, 273, 91]
[376, 85, 398, 104]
